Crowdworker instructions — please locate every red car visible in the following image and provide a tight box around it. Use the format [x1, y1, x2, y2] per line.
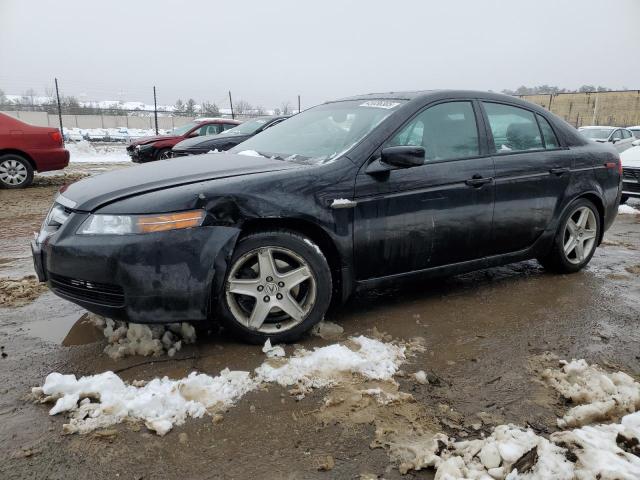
[126, 117, 241, 163]
[0, 113, 69, 189]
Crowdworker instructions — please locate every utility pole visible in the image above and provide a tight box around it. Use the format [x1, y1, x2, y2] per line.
[228, 91, 235, 119]
[153, 86, 159, 135]
[54, 78, 64, 145]
[298, 95, 301, 114]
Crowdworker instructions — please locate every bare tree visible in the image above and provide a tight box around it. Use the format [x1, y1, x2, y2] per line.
[234, 100, 253, 115]
[201, 101, 220, 116]
[21, 88, 38, 105]
[255, 105, 266, 115]
[173, 99, 185, 114]
[0, 88, 6, 104]
[273, 107, 281, 116]
[185, 98, 197, 116]
[280, 101, 291, 115]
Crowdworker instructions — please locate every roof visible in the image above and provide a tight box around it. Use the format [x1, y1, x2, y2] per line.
[194, 117, 239, 123]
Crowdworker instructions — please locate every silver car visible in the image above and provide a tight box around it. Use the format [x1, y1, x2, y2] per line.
[627, 125, 640, 140]
[578, 126, 636, 153]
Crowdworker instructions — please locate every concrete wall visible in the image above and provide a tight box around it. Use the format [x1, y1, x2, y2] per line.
[519, 91, 640, 127]
[1, 110, 197, 130]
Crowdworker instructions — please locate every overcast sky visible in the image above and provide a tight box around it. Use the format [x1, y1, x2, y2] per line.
[1, 0, 639, 109]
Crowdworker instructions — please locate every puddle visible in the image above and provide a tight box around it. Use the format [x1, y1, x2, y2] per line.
[21, 313, 103, 346]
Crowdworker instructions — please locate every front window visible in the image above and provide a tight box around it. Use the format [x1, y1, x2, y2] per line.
[230, 100, 406, 164]
[579, 128, 614, 140]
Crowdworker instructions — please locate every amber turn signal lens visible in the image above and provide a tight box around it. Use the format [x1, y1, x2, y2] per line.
[137, 210, 205, 233]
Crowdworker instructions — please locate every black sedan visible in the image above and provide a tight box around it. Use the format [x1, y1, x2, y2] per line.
[32, 90, 622, 344]
[171, 116, 289, 157]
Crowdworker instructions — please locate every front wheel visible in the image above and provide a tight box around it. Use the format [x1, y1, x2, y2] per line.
[537, 199, 601, 273]
[156, 148, 172, 160]
[0, 154, 34, 189]
[218, 230, 332, 344]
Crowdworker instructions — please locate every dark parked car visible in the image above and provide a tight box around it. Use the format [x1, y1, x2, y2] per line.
[172, 116, 289, 157]
[32, 91, 622, 344]
[126, 118, 240, 162]
[0, 113, 69, 188]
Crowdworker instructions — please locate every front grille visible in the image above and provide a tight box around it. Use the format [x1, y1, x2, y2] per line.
[49, 273, 125, 307]
[623, 167, 640, 181]
[623, 181, 640, 194]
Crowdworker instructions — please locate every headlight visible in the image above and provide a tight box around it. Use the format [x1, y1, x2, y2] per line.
[77, 210, 205, 235]
[36, 203, 70, 243]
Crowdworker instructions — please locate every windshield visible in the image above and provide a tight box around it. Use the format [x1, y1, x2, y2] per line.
[220, 118, 269, 136]
[579, 128, 613, 140]
[170, 122, 199, 136]
[229, 99, 406, 164]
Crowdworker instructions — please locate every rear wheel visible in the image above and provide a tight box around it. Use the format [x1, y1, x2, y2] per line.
[537, 198, 600, 273]
[218, 230, 332, 344]
[0, 154, 34, 189]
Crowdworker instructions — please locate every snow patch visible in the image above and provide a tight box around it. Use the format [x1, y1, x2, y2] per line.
[262, 339, 285, 358]
[66, 140, 130, 163]
[91, 316, 196, 360]
[619, 204, 640, 215]
[236, 150, 264, 157]
[34, 336, 405, 435]
[542, 359, 640, 428]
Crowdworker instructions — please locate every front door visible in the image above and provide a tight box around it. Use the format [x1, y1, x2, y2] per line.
[353, 100, 495, 280]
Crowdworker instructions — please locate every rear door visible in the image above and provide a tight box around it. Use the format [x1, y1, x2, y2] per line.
[353, 100, 495, 279]
[482, 102, 572, 255]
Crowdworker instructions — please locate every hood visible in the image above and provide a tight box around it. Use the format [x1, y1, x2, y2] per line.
[174, 133, 248, 151]
[621, 145, 640, 167]
[60, 153, 300, 211]
[129, 134, 178, 146]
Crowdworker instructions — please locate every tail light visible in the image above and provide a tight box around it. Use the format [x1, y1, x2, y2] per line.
[604, 159, 622, 175]
[49, 130, 63, 146]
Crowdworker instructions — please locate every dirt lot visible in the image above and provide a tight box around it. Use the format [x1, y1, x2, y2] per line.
[1, 164, 639, 479]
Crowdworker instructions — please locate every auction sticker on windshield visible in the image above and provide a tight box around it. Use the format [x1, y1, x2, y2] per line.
[359, 100, 401, 109]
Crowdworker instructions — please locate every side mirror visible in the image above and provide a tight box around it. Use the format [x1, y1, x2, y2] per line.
[610, 138, 619, 144]
[381, 146, 425, 168]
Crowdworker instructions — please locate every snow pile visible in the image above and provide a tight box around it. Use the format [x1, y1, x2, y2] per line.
[618, 204, 640, 215]
[33, 369, 257, 435]
[237, 150, 264, 157]
[66, 140, 130, 163]
[551, 412, 640, 479]
[92, 317, 197, 359]
[255, 336, 405, 393]
[34, 336, 406, 435]
[542, 359, 640, 428]
[261, 339, 285, 358]
[427, 425, 573, 479]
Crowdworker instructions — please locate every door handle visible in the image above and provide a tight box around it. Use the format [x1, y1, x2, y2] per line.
[549, 167, 570, 175]
[465, 175, 492, 187]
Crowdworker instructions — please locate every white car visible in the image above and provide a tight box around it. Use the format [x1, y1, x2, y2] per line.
[578, 126, 636, 153]
[620, 145, 640, 203]
[627, 125, 640, 140]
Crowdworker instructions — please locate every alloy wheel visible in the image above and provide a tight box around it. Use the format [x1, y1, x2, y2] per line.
[225, 246, 317, 333]
[563, 206, 597, 264]
[0, 159, 28, 186]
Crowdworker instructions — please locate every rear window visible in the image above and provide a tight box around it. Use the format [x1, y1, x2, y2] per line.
[483, 103, 543, 153]
[537, 114, 560, 149]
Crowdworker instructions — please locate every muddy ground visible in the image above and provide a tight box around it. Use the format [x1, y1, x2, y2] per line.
[1, 164, 639, 479]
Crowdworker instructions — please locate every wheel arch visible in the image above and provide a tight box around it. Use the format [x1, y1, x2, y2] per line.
[239, 217, 350, 304]
[0, 149, 36, 171]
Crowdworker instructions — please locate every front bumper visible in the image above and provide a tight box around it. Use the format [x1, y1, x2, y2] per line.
[126, 145, 156, 163]
[32, 216, 240, 323]
[622, 167, 640, 198]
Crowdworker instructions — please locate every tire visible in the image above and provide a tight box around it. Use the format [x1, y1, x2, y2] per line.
[537, 198, 601, 274]
[0, 154, 34, 189]
[156, 148, 172, 161]
[217, 230, 332, 344]
[620, 195, 629, 205]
